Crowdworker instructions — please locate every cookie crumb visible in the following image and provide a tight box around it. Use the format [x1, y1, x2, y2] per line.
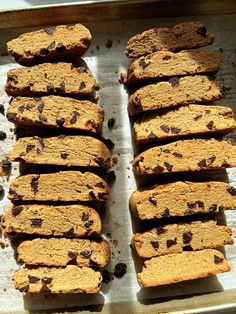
[114, 263, 127, 278]
[108, 117, 116, 129]
[106, 39, 113, 48]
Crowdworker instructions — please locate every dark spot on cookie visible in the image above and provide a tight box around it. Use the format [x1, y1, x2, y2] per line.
[98, 192, 108, 200]
[44, 27, 55, 35]
[40, 285, 51, 293]
[156, 227, 166, 235]
[187, 202, 196, 209]
[26, 104, 34, 110]
[86, 184, 92, 190]
[114, 263, 127, 278]
[46, 84, 55, 92]
[164, 162, 173, 172]
[38, 138, 45, 149]
[37, 114, 47, 123]
[169, 77, 179, 86]
[80, 250, 92, 258]
[42, 277, 52, 284]
[197, 26, 207, 38]
[163, 55, 171, 60]
[68, 251, 78, 259]
[30, 218, 43, 227]
[183, 232, 193, 244]
[18, 105, 25, 113]
[70, 111, 79, 124]
[173, 152, 183, 158]
[227, 186, 236, 196]
[19, 285, 29, 292]
[12, 206, 23, 216]
[94, 156, 104, 166]
[162, 149, 171, 153]
[139, 58, 151, 69]
[197, 159, 207, 168]
[209, 204, 217, 212]
[88, 190, 96, 200]
[28, 275, 40, 283]
[0, 131, 7, 140]
[56, 43, 66, 52]
[150, 240, 159, 250]
[79, 82, 86, 90]
[31, 177, 39, 193]
[95, 182, 105, 188]
[108, 117, 115, 129]
[214, 255, 224, 264]
[196, 200, 204, 208]
[162, 208, 170, 217]
[133, 98, 142, 112]
[166, 238, 177, 248]
[9, 188, 17, 195]
[171, 127, 181, 134]
[56, 117, 65, 127]
[6, 113, 17, 120]
[26, 144, 35, 153]
[184, 209, 194, 216]
[154, 165, 165, 173]
[148, 132, 157, 139]
[47, 41, 56, 49]
[60, 152, 69, 159]
[37, 103, 44, 113]
[77, 67, 87, 73]
[81, 212, 89, 221]
[10, 75, 18, 84]
[160, 125, 170, 133]
[57, 82, 65, 92]
[63, 227, 74, 237]
[208, 156, 216, 164]
[106, 170, 116, 182]
[149, 196, 157, 206]
[206, 120, 215, 130]
[84, 220, 94, 228]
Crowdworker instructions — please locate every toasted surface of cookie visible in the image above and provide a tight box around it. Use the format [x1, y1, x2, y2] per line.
[8, 171, 109, 202]
[128, 75, 223, 116]
[10, 135, 111, 168]
[7, 24, 92, 65]
[130, 181, 236, 220]
[132, 138, 236, 174]
[14, 265, 102, 293]
[2, 204, 101, 236]
[5, 63, 97, 97]
[137, 249, 230, 287]
[124, 49, 220, 86]
[7, 96, 104, 133]
[133, 220, 233, 258]
[133, 105, 236, 143]
[17, 238, 110, 267]
[126, 21, 214, 58]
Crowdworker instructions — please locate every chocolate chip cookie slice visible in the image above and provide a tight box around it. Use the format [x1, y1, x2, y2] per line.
[133, 104, 236, 143]
[2, 204, 101, 237]
[5, 63, 97, 98]
[126, 21, 214, 58]
[132, 220, 233, 258]
[14, 265, 102, 293]
[132, 138, 236, 174]
[8, 171, 109, 202]
[10, 135, 111, 168]
[130, 181, 236, 220]
[7, 23, 92, 65]
[137, 249, 230, 287]
[123, 49, 221, 86]
[7, 96, 104, 133]
[128, 75, 223, 116]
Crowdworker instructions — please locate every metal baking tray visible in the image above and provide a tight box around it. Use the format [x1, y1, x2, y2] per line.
[1, 0, 236, 313]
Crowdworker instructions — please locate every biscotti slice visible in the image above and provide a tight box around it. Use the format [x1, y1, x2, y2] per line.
[124, 49, 220, 86]
[17, 238, 110, 267]
[7, 96, 104, 133]
[7, 24, 92, 65]
[132, 138, 236, 174]
[126, 21, 214, 58]
[2, 204, 101, 237]
[128, 75, 223, 116]
[14, 265, 102, 293]
[8, 171, 109, 202]
[5, 63, 97, 98]
[130, 181, 236, 220]
[133, 105, 236, 144]
[137, 249, 230, 287]
[132, 220, 233, 258]
[10, 135, 111, 168]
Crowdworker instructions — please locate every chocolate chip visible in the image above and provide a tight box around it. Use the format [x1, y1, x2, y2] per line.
[26, 104, 34, 110]
[56, 43, 66, 52]
[31, 218, 43, 227]
[70, 111, 79, 124]
[60, 152, 69, 159]
[208, 156, 216, 164]
[18, 105, 24, 113]
[37, 103, 44, 113]
[160, 125, 170, 133]
[68, 251, 78, 259]
[106, 170, 116, 182]
[46, 84, 55, 92]
[148, 132, 157, 139]
[94, 156, 104, 166]
[171, 126, 181, 134]
[150, 240, 159, 249]
[10, 75, 18, 84]
[56, 117, 65, 127]
[162, 149, 171, 153]
[169, 77, 179, 86]
[173, 152, 183, 158]
[114, 263, 127, 278]
[42, 277, 52, 284]
[57, 82, 65, 92]
[194, 114, 202, 121]
[84, 220, 94, 228]
[77, 67, 87, 73]
[187, 202, 196, 209]
[81, 212, 89, 221]
[184, 209, 194, 216]
[104, 138, 115, 150]
[149, 196, 157, 206]
[214, 255, 224, 264]
[39, 285, 51, 293]
[98, 192, 108, 200]
[156, 227, 166, 235]
[95, 182, 105, 188]
[38, 114, 47, 123]
[197, 26, 207, 38]
[79, 82, 86, 90]
[183, 232, 192, 244]
[12, 206, 23, 216]
[0, 131, 6, 140]
[197, 159, 207, 168]
[166, 238, 177, 248]
[63, 227, 74, 237]
[227, 186, 236, 196]
[6, 113, 16, 120]
[164, 162, 173, 172]
[26, 144, 35, 153]
[88, 190, 96, 200]
[8, 188, 17, 195]
[209, 204, 217, 212]
[133, 98, 142, 112]
[206, 120, 215, 130]
[106, 39, 113, 48]
[196, 200, 204, 208]
[44, 27, 55, 35]
[19, 285, 29, 292]
[47, 41, 56, 49]
[154, 165, 164, 173]
[139, 58, 151, 69]
[2, 159, 11, 168]
[80, 250, 92, 258]
[31, 177, 39, 193]
[0, 104, 4, 115]
[162, 208, 170, 217]
[108, 117, 115, 129]
[28, 275, 40, 283]
[163, 55, 171, 60]
[86, 184, 92, 189]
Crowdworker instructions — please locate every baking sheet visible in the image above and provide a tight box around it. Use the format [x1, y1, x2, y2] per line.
[1, 2, 236, 313]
